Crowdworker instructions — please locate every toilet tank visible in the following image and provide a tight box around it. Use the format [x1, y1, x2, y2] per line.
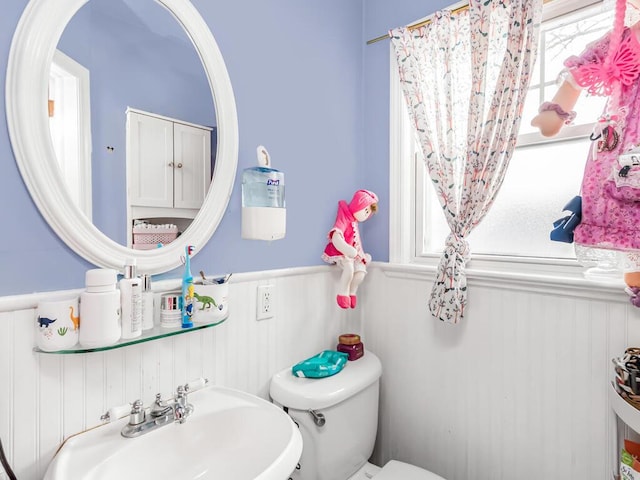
[270, 351, 382, 480]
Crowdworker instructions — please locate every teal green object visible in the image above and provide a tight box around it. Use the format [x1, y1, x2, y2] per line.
[182, 245, 195, 329]
[291, 350, 349, 378]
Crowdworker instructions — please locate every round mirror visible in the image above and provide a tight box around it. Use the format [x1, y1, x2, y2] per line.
[6, 0, 238, 274]
[51, 0, 217, 248]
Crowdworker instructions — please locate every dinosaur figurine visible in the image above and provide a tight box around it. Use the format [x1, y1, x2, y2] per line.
[193, 292, 217, 310]
[69, 306, 79, 331]
[37, 316, 57, 328]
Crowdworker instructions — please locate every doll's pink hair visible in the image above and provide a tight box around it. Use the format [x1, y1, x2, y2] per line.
[606, 0, 632, 110]
[608, 0, 627, 62]
[348, 190, 378, 214]
[571, 0, 640, 108]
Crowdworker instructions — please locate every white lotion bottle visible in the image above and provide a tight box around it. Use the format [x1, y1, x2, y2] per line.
[79, 269, 121, 348]
[141, 274, 154, 331]
[120, 259, 142, 339]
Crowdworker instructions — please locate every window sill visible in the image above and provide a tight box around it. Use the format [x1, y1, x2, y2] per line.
[373, 258, 629, 303]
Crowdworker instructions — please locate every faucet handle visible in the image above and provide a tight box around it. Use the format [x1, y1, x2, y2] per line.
[176, 384, 188, 399]
[129, 399, 146, 426]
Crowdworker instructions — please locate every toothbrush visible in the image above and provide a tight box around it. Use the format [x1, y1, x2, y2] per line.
[182, 245, 195, 328]
[218, 273, 232, 284]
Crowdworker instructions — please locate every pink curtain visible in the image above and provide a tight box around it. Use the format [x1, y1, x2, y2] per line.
[390, 0, 542, 324]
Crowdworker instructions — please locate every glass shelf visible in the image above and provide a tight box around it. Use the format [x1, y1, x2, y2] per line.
[33, 315, 228, 354]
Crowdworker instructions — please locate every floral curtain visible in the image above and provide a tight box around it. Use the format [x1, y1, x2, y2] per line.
[390, 0, 542, 324]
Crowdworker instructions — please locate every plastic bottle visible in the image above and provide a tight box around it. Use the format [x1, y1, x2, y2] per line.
[242, 146, 285, 208]
[141, 274, 154, 331]
[79, 269, 121, 348]
[120, 259, 142, 339]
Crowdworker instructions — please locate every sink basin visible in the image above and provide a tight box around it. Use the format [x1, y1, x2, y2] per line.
[44, 385, 302, 480]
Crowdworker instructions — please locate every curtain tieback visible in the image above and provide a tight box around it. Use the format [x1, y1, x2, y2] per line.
[444, 233, 470, 261]
[429, 233, 470, 324]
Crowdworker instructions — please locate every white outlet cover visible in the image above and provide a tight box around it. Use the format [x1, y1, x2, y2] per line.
[257, 284, 275, 320]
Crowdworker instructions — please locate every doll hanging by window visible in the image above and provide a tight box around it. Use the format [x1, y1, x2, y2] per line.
[322, 190, 378, 309]
[531, 0, 640, 305]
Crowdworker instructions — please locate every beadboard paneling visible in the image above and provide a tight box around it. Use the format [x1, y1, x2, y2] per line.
[363, 266, 640, 480]
[0, 267, 355, 480]
[0, 265, 638, 480]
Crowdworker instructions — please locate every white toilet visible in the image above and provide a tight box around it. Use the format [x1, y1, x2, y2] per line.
[270, 351, 445, 480]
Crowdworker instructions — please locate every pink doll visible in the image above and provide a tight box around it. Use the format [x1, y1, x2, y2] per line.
[322, 190, 378, 309]
[531, 0, 640, 305]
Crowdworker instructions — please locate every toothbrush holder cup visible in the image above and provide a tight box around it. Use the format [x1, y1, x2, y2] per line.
[193, 282, 229, 323]
[36, 296, 80, 351]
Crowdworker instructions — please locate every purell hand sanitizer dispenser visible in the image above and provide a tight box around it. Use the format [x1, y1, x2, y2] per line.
[241, 145, 286, 240]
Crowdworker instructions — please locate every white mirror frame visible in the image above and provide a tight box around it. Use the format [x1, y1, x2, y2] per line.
[6, 0, 238, 274]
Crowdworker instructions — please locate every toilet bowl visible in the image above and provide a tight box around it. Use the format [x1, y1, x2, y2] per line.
[269, 351, 446, 480]
[348, 460, 444, 480]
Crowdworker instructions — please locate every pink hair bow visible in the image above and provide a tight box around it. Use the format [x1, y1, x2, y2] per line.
[572, 34, 640, 97]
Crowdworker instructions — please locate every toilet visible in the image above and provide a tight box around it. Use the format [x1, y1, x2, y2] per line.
[269, 351, 445, 480]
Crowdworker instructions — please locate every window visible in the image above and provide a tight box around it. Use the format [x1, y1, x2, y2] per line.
[391, 1, 619, 266]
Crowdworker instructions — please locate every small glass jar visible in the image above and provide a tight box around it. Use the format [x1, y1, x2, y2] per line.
[160, 293, 182, 328]
[337, 333, 364, 361]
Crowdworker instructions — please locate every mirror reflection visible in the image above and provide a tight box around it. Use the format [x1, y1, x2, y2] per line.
[50, 0, 217, 247]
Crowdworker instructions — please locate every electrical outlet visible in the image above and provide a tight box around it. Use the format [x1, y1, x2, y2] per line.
[257, 284, 275, 320]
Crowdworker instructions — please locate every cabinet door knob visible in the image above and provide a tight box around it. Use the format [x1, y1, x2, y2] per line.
[176, 163, 183, 168]
[168, 162, 174, 167]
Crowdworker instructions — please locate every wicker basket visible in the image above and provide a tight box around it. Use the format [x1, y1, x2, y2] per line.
[132, 224, 178, 249]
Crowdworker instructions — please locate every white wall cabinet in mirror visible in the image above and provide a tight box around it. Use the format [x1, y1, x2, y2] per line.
[127, 109, 212, 212]
[126, 109, 213, 248]
[6, 0, 238, 275]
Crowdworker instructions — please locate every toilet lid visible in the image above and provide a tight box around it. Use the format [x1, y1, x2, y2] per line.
[270, 351, 382, 410]
[375, 460, 446, 480]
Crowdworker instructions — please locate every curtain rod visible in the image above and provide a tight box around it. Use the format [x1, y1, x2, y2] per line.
[366, 3, 467, 45]
[366, 0, 555, 45]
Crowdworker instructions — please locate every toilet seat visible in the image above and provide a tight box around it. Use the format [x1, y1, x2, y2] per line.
[375, 460, 446, 480]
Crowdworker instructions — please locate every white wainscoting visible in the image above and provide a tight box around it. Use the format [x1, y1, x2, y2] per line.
[1, 264, 639, 480]
[363, 264, 640, 480]
[0, 266, 357, 480]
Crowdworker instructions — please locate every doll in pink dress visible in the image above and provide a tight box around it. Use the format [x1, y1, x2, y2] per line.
[531, 0, 640, 304]
[322, 190, 378, 309]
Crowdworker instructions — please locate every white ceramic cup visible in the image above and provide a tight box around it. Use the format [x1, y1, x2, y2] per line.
[193, 282, 229, 323]
[36, 296, 80, 351]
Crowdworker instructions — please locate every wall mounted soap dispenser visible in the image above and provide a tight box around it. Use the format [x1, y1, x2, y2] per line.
[241, 145, 286, 240]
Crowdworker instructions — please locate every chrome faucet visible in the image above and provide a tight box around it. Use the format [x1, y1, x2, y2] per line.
[121, 384, 194, 438]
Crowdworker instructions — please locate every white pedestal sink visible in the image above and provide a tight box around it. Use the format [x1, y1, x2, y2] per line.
[44, 385, 302, 480]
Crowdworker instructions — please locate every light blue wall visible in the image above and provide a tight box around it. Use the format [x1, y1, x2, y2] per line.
[0, 0, 449, 295]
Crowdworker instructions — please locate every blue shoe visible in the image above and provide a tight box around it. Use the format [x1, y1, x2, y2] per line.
[563, 195, 582, 214]
[550, 196, 582, 243]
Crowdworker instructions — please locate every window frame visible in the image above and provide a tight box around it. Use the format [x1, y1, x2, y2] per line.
[388, 0, 607, 277]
